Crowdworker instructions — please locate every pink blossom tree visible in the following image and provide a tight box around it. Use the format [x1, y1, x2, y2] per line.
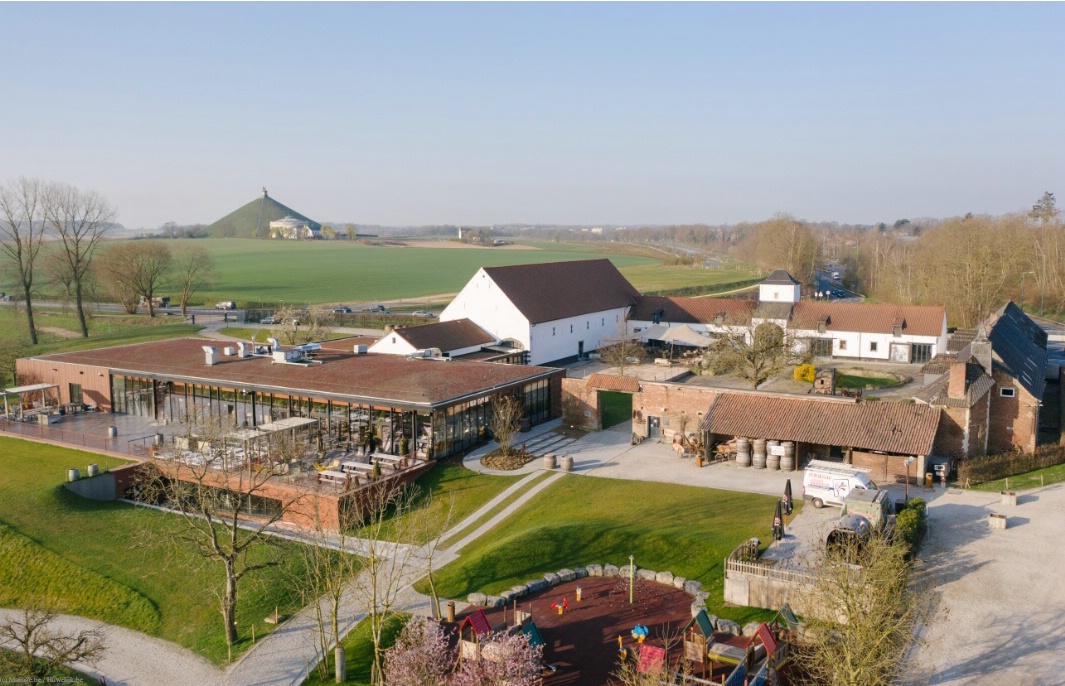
[450, 630, 542, 686]
[383, 618, 453, 686]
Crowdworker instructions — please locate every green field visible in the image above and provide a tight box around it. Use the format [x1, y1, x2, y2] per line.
[417, 475, 791, 625]
[0, 438, 308, 664]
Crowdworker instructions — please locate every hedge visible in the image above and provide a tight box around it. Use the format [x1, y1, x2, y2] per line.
[956, 445, 1065, 486]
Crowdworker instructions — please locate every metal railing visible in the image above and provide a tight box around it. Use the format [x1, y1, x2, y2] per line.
[0, 418, 148, 458]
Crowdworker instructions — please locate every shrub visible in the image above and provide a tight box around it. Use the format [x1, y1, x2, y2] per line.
[793, 363, 816, 383]
[895, 509, 920, 549]
[957, 445, 1065, 485]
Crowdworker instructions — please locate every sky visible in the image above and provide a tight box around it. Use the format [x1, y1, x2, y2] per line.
[1, 2, 1063, 230]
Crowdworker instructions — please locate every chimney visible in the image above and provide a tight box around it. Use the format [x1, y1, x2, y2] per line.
[202, 346, 219, 366]
[971, 325, 993, 374]
[947, 361, 968, 400]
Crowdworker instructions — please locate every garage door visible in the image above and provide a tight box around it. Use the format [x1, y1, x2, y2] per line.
[599, 391, 633, 429]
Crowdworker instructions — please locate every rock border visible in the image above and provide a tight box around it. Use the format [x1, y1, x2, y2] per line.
[464, 564, 743, 635]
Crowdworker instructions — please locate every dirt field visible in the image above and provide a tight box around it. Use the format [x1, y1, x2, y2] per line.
[459, 577, 743, 685]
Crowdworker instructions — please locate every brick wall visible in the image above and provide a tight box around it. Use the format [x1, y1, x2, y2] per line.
[851, 450, 912, 484]
[988, 370, 1039, 454]
[931, 405, 968, 458]
[631, 383, 718, 439]
[560, 377, 600, 431]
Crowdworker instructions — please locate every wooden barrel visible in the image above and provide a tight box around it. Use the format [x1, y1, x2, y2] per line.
[752, 438, 767, 469]
[560, 455, 574, 472]
[735, 437, 751, 467]
[543, 454, 557, 469]
[781, 442, 795, 471]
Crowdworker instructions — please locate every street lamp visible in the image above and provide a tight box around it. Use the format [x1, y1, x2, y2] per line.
[904, 457, 915, 503]
[1020, 272, 1035, 311]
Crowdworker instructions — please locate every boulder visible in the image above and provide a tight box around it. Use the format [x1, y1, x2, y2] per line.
[618, 565, 634, 578]
[574, 567, 589, 579]
[603, 564, 620, 577]
[655, 571, 674, 585]
[543, 572, 560, 587]
[510, 584, 529, 597]
[557, 568, 577, 583]
[636, 568, 657, 581]
[500, 590, 516, 603]
[672, 576, 687, 590]
[486, 596, 505, 609]
[468, 592, 487, 606]
[690, 601, 706, 617]
[683, 580, 703, 595]
[706, 614, 721, 631]
[717, 619, 742, 636]
[586, 564, 603, 577]
[695, 591, 710, 604]
[526, 579, 547, 593]
[743, 622, 762, 637]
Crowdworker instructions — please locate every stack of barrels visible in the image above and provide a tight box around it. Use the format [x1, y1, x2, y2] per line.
[752, 438, 767, 469]
[736, 437, 751, 467]
[766, 440, 781, 470]
[781, 441, 795, 471]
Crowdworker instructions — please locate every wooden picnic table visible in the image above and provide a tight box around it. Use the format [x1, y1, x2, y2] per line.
[340, 461, 375, 474]
[318, 469, 349, 483]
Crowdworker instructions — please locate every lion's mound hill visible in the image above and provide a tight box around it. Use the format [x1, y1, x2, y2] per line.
[206, 190, 321, 239]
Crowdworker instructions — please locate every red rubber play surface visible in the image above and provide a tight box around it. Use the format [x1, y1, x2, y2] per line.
[459, 576, 736, 685]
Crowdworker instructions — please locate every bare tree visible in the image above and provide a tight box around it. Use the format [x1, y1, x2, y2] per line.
[172, 245, 214, 316]
[796, 535, 923, 686]
[598, 328, 647, 377]
[97, 241, 173, 318]
[299, 516, 360, 683]
[489, 394, 523, 458]
[44, 182, 116, 337]
[346, 224, 357, 240]
[138, 409, 309, 651]
[0, 336, 30, 388]
[708, 319, 803, 389]
[0, 178, 49, 344]
[272, 304, 333, 345]
[0, 606, 105, 679]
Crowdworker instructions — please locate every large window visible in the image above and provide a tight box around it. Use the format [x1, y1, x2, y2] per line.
[912, 343, 933, 364]
[522, 379, 551, 424]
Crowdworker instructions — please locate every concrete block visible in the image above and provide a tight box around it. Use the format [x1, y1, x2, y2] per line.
[989, 513, 1007, 530]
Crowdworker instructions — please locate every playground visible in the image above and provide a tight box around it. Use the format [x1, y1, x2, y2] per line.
[457, 576, 750, 685]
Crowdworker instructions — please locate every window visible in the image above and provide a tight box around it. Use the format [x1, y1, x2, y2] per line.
[870, 342, 878, 353]
[911, 343, 933, 364]
[601, 318, 605, 326]
[586, 321, 590, 330]
[69, 383, 83, 406]
[811, 338, 832, 356]
[552, 327, 556, 336]
[838, 340, 848, 351]
[392, 336, 396, 344]
[570, 324, 573, 333]
[1000, 387, 1016, 398]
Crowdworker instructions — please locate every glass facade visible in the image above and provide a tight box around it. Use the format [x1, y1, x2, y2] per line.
[108, 373, 556, 460]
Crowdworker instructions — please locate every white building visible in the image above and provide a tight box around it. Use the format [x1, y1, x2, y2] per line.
[269, 216, 320, 240]
[758, 269, 801, 303]
[439, 259, 641, 366]
[367, 319, 496, 358]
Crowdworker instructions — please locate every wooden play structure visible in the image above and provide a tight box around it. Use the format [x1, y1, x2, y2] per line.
[680, 607, 797, 686]
[457, 605, 546, 680]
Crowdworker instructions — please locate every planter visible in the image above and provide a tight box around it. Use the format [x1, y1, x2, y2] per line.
[988, 513, 1007, 530]
[1000, 491, 1017, 507]
[543, 454, 557, 470]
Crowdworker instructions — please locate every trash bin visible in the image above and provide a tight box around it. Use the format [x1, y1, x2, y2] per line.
[925, 472, 934, 488]
[107, 426, 118, 438]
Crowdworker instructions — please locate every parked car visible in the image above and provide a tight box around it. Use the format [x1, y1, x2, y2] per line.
[833, 290, 846, 298]
[332, 306, 352, 314]
[803, 459, 877, 508]
[215, 301, 236, 310]
[260, 316, 276, 325]
[412, 310, 436, 318]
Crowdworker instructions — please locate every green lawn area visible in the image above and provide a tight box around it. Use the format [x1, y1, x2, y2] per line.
[620, 264, 762, 294]
[303, 613, 408, 686]
[971, 462, 1065, 492]
[0, 650, 96, 684]
[836, 373, 901, 390]
[216, 326, 271, 342]
[0, 438, 309, 664]
[416, 475, 791, 624]
[439, 471, 552, 549]
[379, 461, 525, 542]
[599, 391, 633, 429]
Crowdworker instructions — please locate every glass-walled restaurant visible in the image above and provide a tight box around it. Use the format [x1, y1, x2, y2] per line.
[111, 374, 554, 460]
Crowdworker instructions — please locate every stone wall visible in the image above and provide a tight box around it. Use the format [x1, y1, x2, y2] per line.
[560, 377, 599, 431]
[631, 383, 718, 440]
[987, 370, 1039, 454]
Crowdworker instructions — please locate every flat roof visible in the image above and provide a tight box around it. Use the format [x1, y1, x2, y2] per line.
[30, 338, 560, 410]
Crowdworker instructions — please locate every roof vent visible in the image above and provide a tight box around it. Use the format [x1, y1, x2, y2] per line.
[354, 344, 368, 355]
[202, 346, 219, 366]
[223, 346, 236, 356]
[236, 342, 247, 358]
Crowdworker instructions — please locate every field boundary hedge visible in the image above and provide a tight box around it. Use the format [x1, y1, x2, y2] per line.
[957, 445, 1065, 485]
[645, 277, 764, 298]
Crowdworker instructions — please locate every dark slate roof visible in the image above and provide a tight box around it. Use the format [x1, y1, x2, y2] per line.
[947, 329, 976, 354]
[762, 269, 801, 286]
[629, 296, 756, 325]
[394, 319, 495, 352]
[975, 302, 1047, 400]
[32, 338, 559, 409]
[699, 392, 940, 456]
[913, 363, 995, 408]
[482, 259, 640, 324]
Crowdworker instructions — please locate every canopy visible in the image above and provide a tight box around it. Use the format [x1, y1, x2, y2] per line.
[258, 417, 317, 432]
[4, 383, 59, 395]
[640, 324, 669, 342]
[657, 324, 712, 348]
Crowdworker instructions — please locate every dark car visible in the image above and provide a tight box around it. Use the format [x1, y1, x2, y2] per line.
[834, 290, 846, 298]
[332, 306, 352, 314]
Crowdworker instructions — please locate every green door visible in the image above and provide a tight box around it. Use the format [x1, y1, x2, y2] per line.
[599, 391, 633, 429]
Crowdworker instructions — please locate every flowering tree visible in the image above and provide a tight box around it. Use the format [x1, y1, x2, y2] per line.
[451, 631, 542, 686]
[383, 618, 454, 686]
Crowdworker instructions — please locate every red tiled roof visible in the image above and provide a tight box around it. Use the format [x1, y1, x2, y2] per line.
[698, 392, 941, 456]
[392, 319, 495, 352]
[483, 259, 640, 324]
[586, 373, 641, 393]
[630, 296, 756, 325]
[790, 302, 945, 337]
[32, 338, 560, 409]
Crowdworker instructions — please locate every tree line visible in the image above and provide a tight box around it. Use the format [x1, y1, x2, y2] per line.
[0, 177, 215, 346]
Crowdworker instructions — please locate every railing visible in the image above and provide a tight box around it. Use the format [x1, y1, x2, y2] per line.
[0, 418, 144, 457]
[724, 557, 813, 585]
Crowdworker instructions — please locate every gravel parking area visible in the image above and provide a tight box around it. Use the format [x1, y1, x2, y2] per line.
[908, 483, 1065, 684]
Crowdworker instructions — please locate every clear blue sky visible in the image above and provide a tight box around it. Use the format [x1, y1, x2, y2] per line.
[2, 2, 1062, 230]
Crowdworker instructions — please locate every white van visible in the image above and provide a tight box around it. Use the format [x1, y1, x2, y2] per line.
[803, 460, 877, 508]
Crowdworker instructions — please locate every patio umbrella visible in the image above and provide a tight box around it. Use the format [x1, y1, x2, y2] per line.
[783, 479, 793, 516]
[773, 500, 784, 541]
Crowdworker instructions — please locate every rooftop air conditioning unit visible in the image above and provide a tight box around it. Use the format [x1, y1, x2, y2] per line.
[236, 341, 247, 359]
[223, 346, 235, 356]
[354, 344, 368, 354]
[202, 346, 219, 366]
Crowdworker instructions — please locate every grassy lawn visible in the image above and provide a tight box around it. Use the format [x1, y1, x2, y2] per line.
[0, 650, 96, 684]
[0, 438, 309, 664]
[440, 471, 553, 549]
[971, 462, 1065, 492]
[378, 461, 525, 542]
[303, 613, 409, 686]
[599, 391, 633, 429]
[836, 373, 901, 390]
[620, 264, 762, 293]
[216, 326, 271, 342]
[416, 475, 791, 624]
